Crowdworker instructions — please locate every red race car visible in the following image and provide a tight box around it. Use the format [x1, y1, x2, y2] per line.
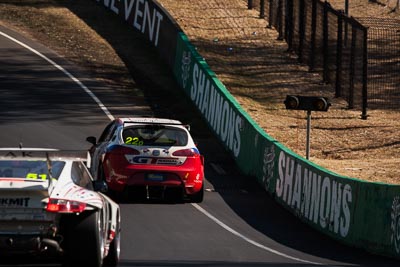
[86, 117, 204, 202]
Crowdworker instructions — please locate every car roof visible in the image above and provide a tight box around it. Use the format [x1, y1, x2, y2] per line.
[118, 117, 185, 126]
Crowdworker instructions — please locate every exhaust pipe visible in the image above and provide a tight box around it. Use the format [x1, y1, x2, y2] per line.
[6, 238, 13, 247]
[41, 238, 63, 254]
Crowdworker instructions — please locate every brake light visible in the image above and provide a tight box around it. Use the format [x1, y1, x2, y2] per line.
[172, 149, 197, 157]
[46, 198, 86, 213]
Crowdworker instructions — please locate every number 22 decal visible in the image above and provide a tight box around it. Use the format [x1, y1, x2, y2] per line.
[125, 137, 144, 145]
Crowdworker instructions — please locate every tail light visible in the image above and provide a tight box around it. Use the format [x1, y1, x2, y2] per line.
[173, 149, 198, 157]
[106, 145, 140, 164]
[46, 198, 86, 213]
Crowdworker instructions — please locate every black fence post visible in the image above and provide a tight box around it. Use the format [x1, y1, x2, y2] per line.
[260, 0, 266, 18]
[298, 0, 305, 62]
[277, 0, 284, 40]
[361, 26, 368, 119]
[286, 0, 294, 51]
[322, 1, 329, 83]
[344, 3, 348, 47]
[309, 0, 317, 71]
[335, 11, 343, 98]
[268, 0, 274, 28]
[248, 0, 253, 9]
[348, 27, 357, 109]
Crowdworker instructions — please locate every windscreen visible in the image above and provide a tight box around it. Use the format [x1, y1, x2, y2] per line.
[0, 160, 66, 180]
[122, 125, 188, 146]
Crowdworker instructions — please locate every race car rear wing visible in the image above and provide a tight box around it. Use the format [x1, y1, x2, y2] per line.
[0, 148, 89, 161]
[123, 121, 191, 131]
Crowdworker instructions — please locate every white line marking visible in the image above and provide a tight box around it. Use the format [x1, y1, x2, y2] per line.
[0, 30, 114, 121]
[192, 203, 323, 265]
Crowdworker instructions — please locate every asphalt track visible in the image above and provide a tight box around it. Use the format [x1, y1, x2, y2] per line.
[0, 25, 398, 267]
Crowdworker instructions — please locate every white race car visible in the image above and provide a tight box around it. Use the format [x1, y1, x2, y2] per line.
[0, 148, 121, 267]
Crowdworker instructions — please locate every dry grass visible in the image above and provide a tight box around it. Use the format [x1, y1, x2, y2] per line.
[0, 0, 399, 184]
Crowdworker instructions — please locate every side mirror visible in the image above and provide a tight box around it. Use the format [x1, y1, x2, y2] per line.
[86, 136, 97, 145]
[93, 180, 108, 193]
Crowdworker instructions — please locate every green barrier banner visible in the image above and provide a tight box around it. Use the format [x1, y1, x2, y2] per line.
[173, 33, 268, 175]
[271, 148, 400, 258]
[173, 31, 400, 260]
[353, 183, 400, 256]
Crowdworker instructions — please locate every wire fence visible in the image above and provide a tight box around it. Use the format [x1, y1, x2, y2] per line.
[358, 17, 400, 109]
[246, 0, 400, 117]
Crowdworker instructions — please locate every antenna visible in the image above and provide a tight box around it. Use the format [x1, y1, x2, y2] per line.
[46, 152, 54, 189]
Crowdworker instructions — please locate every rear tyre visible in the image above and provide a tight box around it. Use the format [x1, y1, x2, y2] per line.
[62, 211, 104, 267]
[104, 211, 121, 266]
[188, 184, 204, 203]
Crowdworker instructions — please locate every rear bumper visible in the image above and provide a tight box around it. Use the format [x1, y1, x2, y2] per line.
[106, 164, 204, 195]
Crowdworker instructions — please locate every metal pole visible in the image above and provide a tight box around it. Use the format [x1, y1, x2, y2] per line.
[344, 0, 349, 47]
[260, 0, 266, 18]
[361, 26, 368, 119]
[306, 110, 311, 159]
[298, 0, 305, 62]
[286, 0, 294, 51]
[309, 0, 317, 71]
[322, 1, 329, 83]
[349, 27, 356, 109]
[277, 0, 284, 40]
[248, 0, 253, 9]
[268, 0, 274, 28]
[336, 11, 343, 98]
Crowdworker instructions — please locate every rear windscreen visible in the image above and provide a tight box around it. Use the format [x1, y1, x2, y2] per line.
[122, 125, 188, 146]
[0, 160, 66, 180]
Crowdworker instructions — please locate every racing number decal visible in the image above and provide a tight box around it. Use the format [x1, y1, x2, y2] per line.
[26, 173, 48, 180]
[125, 137, 144, 145]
